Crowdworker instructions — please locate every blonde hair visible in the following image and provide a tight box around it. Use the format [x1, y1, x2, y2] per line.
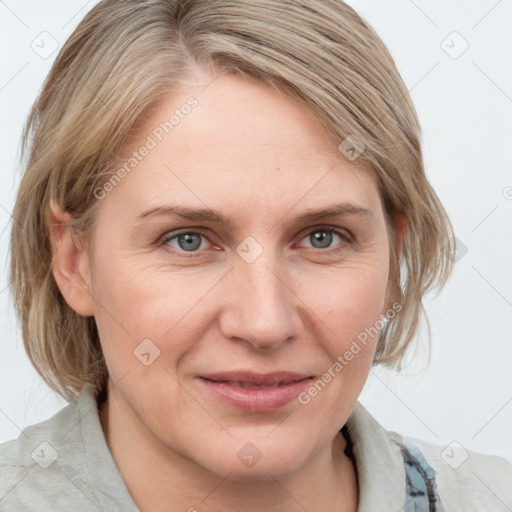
[10, 0, 454, 403]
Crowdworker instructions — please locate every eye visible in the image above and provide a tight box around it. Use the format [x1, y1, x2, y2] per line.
[160, 230, 212, 255]
[297, 226, 351, 252]
[158, 226, 351, 257]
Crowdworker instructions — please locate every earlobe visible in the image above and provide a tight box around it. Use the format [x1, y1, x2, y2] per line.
[49, 202, 94, 317]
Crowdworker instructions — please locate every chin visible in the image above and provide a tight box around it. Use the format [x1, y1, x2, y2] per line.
[209, 457, 304, 483]
[192, 436, 312, 481]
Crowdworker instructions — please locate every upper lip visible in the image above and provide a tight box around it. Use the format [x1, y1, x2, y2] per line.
[198, 371, 313, 386]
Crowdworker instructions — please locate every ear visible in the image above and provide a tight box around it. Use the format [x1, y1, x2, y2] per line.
[383, 214, 408, 313]
[49, 202, 94, 316]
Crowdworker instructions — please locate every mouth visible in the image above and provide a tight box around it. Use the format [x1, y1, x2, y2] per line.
[204, 380, 298, 389]
[197, 371, 314, 412]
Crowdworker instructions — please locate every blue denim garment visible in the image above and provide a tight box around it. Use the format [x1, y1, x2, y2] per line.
[401, 436, 445, 512]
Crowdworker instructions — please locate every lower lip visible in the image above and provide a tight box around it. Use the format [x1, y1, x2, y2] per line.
[198, 377, 313, 412]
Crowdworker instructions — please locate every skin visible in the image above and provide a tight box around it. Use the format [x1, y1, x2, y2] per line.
[50, 71, 406, 512]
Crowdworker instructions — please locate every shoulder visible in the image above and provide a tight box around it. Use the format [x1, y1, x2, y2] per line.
[388, 429, 512, 511]
[0, 395, 94, 510]
[0, 397, 77, 466]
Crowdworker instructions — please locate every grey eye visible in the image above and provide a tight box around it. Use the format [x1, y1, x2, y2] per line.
[168, 232, 205, 252]
[309, 230, 335, 249]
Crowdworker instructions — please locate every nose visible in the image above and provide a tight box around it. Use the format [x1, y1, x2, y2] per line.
[218, 248, 300, 351]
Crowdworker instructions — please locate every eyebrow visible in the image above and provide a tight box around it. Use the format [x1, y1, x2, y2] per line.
[137, 202, 374, 226]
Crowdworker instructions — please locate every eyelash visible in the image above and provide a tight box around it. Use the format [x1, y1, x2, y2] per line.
[157, 225, 353, 258]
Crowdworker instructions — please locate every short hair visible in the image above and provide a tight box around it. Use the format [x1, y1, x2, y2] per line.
[10, 0, 454, 403]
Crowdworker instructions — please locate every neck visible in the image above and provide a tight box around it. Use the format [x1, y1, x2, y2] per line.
[98, 390, 358, 512]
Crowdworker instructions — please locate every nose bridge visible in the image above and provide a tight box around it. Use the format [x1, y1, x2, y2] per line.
[220, 242, 298, 349]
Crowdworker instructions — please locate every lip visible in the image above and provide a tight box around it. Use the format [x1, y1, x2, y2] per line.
[197, 371, 314, 412]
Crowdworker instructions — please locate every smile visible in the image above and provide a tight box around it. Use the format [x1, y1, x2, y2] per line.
[197, 371, 314, 412]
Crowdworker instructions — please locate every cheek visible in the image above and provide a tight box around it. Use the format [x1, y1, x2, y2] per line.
[294, 261, 389, 418]
[300, 256, 389, 332]
[293, 259, 391, 406]
[88, 251, 222, 369]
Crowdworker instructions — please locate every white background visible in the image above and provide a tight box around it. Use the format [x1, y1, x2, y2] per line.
[1, 0, 511, 467]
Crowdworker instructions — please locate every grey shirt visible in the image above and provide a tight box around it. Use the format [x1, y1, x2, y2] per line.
[1, 383, 511, 511]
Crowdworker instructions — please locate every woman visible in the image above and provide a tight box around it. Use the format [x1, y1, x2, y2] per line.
[1, 0, 511, 510]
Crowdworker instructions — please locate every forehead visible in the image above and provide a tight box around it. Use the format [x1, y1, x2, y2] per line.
[100, 73, 382, 224]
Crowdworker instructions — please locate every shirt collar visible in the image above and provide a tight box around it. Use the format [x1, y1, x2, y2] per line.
[78, 383, 140, 510]
[345, 400, 406, 511]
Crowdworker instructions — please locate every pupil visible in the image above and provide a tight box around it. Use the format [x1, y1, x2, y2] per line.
[179, 233, 201, 251]
[312, 231, 332, 249]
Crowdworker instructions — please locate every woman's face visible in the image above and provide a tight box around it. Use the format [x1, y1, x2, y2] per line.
[81, 73, 396, 479]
